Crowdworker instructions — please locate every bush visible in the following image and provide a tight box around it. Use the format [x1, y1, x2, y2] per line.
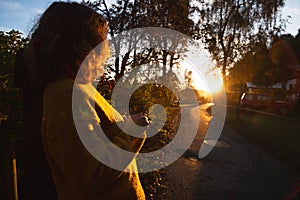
[0, 73, 23, 140]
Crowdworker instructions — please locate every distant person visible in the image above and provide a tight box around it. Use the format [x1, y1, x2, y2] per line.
[23, 1, 147, 200]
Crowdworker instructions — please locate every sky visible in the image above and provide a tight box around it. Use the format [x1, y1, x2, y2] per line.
[0, 0, 299, 36]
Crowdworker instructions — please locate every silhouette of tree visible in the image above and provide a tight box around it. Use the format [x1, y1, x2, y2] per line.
[229, 31, 300, 88]
[85, 0, 194, 81]
[0, 30, 28, 73]
[193, 0, 286, 83]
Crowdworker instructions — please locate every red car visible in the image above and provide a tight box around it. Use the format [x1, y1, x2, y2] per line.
[240, 92, 294, 115]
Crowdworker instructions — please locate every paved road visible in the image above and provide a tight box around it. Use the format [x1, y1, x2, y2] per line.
[158, 104, 300, 200]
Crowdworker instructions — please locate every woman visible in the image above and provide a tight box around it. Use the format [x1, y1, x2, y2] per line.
[24, 2, 146, 199]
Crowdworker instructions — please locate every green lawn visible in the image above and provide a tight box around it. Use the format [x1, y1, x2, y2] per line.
[226, 108, 300, 171]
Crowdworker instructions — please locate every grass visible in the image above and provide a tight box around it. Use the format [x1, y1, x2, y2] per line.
[226, 107, 300, 171]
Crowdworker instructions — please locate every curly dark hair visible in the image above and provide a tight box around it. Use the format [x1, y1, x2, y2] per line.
[24, 1, 109, 89]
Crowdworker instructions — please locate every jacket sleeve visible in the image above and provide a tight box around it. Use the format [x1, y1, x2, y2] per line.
[42, 80, 146, 192]
[69, 82, 146, 172]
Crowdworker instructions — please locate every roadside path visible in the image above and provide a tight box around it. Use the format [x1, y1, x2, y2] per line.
[158, 105, 300, 200]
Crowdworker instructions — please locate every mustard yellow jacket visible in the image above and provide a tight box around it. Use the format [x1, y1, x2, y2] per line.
[42, 78, 146, 200]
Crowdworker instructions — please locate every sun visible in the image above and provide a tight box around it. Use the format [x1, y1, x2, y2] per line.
[190, 70, 224, 94]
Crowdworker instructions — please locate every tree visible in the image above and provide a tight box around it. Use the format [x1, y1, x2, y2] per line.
[269, 34, 299, 90]
[194, 0, 285, 83]
[229, 31, 300, 88]
[0, 30, 28, 74]
[0, 30, 28, 134]
[229, 45, 276, 87]
[86, 0, 194, 81]
[0, 30, 28, 199]
[295, 29, 300, 61]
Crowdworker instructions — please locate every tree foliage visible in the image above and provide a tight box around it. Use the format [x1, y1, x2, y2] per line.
[86, 0, 288, 89]
[0, 30, 28, 139]
[0, 30, 28, 73]
[85, 0, 194, 81]
[228, 44, 275, 86]
[268, 33, 300, 87]
[229, 30, 300, 88]
[193, 0, 286, 80]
